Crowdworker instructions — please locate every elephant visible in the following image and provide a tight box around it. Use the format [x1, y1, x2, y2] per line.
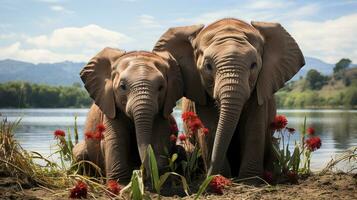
[153, 18, 305, 181]
[73, 47, 184, 184]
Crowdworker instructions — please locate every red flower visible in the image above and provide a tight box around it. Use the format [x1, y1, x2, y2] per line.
[107, 180, 121, 196]
[287, 127, 295, 134]
[170, 124, 179, 134]
[305, 136, 321, 151]
[54, 129, 65, 138]
[188, 118, 203, 132]
[307, 127, 315, 135]
[178, 134, 187, 141]
[69, 181, 87, 199]
[182, 111, 196, 122]
[271, 115, 288, 130]
[96, 123, 106, 133]
[85, 131, 104, 141]
[94, 131, 104, 140]
[209, 175, 231, 194]
[85, 131, 94, 139]
[287, 170, 298, 184]
[263, 171, 273, 183]
[202, 128, 209, 136]
[170, 134, 177, 142]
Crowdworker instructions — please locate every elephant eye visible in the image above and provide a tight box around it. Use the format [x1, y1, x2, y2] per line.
[250, 62, 257, 69]
[119, 82, 127, 91]
[158, 85, 164, 92]
[205, 63, 213, 71]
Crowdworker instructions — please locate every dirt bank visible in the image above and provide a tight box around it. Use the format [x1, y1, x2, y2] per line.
[1, 172, 356, 200]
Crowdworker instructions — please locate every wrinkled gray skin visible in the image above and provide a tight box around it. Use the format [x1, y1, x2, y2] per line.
[73, 48, 183, 184]
[153, 18, 305, 180]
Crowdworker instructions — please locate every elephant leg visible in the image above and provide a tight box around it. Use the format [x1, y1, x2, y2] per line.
[151, 115, 171, 172]
[82, 104, 105, 169]
[73, 140, 104, 176]
[73, 140, 89, 165]
[237, 94, 268, 182]
[72, 104, 105, 176]
[264, 97, 277, 172]
[104, 114, 139, 184]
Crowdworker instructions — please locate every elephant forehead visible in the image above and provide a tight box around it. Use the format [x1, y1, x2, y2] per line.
[197, 18, 262, 48]
[114, 53, 168, 74]
[202, 18, 256, 35]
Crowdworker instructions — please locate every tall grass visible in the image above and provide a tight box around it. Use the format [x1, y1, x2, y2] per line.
[0, 118, 69, 188]
[0, 118, 114, 198]
[320, 146, 357, 174]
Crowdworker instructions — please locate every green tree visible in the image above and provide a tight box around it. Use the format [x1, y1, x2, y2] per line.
[305, 69, 327, 90]
[333, 58, 351, 74]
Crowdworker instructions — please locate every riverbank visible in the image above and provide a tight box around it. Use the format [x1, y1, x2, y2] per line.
[1, 171, 356, 199]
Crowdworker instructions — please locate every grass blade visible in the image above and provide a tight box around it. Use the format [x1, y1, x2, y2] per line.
[147, 145, 159, 192]
[194, 175, 214, 200]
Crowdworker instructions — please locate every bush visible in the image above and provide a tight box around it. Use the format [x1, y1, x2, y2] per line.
[343, 87, 357, 107]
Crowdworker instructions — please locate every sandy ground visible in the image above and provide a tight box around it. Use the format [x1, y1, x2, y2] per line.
[1, 172, 356, 200]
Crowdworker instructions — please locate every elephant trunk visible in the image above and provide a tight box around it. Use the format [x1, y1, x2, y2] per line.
[130, 85, 157, 164]
[208, 67, 248, 176]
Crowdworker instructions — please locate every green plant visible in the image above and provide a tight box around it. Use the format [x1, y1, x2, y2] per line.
[147, 145, 189, 198]
[53, 116, 79, 169]
[272, 115, 322, 183]
[120, 169, 148, 200]
[271, 115, 300, 183]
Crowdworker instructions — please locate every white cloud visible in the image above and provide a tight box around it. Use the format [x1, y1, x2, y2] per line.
[289, 13, 357, 63]
[0, 24, 133, 63]
[138, 15, 161, 28]
[0, 42, 87, 63]
[50, 5, 73, 14]
[26, 24, 132, 49]
[50, 5, 64, 11]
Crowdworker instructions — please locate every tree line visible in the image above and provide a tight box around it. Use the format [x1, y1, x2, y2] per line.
[0, 82, 92, 108]
[276, 58, 357, 108]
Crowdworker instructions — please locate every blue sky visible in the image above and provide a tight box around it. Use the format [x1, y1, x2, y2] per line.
[0, 0, 356, 63]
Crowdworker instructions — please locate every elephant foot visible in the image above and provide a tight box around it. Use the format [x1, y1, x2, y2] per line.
[73, 141, 104, 177]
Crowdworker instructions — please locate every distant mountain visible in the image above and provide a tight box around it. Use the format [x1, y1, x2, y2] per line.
[0, 59, 86, 85]
[291, 57, 334, 81]
[0, 57, 353, 85]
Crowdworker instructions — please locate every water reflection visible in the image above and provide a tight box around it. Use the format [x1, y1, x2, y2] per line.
[1, 108, 356, 170]
[279, 110, 357, 152]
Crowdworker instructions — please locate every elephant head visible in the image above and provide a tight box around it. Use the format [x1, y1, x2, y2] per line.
[153, 19, 305, 176]
[80, 47, 183, 165]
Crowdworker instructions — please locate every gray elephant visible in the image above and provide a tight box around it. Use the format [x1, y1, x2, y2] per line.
[73, 47, 183, 184]
[153, 18, 305, 180]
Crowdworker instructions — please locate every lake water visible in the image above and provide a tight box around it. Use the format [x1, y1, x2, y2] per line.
[1, 108, 356, 171]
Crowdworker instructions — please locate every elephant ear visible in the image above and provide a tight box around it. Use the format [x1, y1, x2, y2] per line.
[80, 47, 125, 119]
[153, 25, 207, 105]
[158, 52, 184, 118]
[251, 21, 305, 105]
